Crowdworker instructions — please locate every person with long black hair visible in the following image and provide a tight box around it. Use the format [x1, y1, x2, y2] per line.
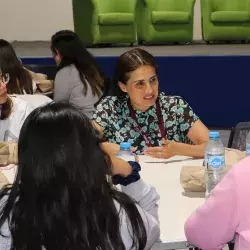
[51, 30, 107, 118]
[0, 102, 160, 250]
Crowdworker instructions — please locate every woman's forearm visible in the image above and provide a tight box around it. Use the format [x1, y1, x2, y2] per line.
[170, 141, 206, 158]
[109, 155, 132, 177]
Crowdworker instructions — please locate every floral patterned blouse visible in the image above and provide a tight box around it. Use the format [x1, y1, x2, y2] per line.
[92, 92, 199, 154]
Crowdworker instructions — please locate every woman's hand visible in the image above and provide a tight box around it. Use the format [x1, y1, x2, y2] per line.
[143, 139, 176, 159]
[144, 137, 206, 159]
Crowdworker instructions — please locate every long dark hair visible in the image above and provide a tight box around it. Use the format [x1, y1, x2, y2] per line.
[114, 48, 157, 97]
[0, 102, 147, 249]
[0, 39, 33, 94]
[51, 30, 103, 97]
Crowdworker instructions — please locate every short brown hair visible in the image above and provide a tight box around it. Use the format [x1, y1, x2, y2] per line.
[113, 48, 157, 97]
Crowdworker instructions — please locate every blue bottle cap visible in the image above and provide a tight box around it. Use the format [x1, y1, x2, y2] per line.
[120, 142, 131, 150]
[209, 131, 219, 139]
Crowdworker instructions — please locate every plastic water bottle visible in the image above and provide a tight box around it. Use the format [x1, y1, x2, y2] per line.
[205, 131, 226, 199]
[116, 142, 135, 162]
[246, 131, 250, 157]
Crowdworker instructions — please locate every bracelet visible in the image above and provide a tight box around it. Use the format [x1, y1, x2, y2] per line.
[113, 161, 141, 186]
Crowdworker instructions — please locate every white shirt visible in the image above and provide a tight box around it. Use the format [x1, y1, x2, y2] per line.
[0, 97, 33, 141]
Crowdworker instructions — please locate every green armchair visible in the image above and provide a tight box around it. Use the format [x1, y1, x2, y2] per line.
[137, 0, 196, 43]
[201, 0, 250, 42]
[72, 0, 137, 45]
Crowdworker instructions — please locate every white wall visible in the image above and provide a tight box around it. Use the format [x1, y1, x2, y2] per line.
[0, 0, 74, 41]
[0, 0, 202, 41]
[193, 0, 202, 40]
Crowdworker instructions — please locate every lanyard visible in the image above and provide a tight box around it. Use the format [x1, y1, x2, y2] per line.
[128, 98, 166, 147]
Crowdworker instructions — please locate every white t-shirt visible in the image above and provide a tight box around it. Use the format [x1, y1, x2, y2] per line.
[0, 96, 33, 141]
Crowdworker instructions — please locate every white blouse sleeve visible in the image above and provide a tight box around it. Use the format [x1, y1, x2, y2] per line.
[120, 180, 160, 249]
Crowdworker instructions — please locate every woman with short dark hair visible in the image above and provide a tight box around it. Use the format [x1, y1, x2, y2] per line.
[93, 48, 209, 158]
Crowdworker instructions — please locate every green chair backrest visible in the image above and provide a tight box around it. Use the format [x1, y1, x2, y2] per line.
[145, 0, 195, 11]
[211, 0, 249, 11]
[92, 0, 136, 13]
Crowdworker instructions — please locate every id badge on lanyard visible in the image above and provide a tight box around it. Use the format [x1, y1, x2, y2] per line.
[128, 99, 166, 147]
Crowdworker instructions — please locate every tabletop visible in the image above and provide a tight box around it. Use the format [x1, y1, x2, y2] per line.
[138, 155, 205, 250]
[0, 155, 205, 249]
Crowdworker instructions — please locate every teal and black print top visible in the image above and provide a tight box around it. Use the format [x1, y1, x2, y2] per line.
[92, 92, 199, 154]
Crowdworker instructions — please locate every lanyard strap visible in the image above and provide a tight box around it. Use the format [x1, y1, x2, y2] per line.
[128, 99, 166, 147]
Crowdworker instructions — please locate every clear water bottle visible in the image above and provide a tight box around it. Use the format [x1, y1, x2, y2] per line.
[116, 142, 135, 162]
[205, 131, 226, 199]
[246, 131, 250, 157]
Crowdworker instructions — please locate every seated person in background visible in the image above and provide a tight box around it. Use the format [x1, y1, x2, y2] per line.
[0, 40, 53, 108]
[185, 157, 250, 250]
[51, 30, 105, 118]
[0, 80, 33, 141]
[0, 72, 51, 117]
[0, 102, 160, 249]
[93, 48, 209, 158]
[0, 39, 34, 94]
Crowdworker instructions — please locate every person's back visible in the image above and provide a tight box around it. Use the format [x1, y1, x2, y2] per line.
[0, 103, 160, 250]
[51, 30, 104, 118]
[185, 156, 250, 250]
[54, 64, 99, 118]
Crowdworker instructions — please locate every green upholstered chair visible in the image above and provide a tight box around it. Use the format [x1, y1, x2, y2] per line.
[201, 0, 250, 42]
[72, 0, 137, 45]
[137, 0, 196, 44]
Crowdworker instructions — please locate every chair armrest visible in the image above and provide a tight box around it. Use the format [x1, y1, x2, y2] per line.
[91, 0, 102, 13]
[201, 0, 214, 16]
[201, 0, 214, 23]
[186, 0, 196, 13]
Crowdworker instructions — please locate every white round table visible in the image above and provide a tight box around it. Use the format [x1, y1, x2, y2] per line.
[1, 155, 205, 249]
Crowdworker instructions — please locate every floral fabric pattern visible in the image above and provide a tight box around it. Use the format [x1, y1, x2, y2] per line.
[92, 92, 199, 154]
